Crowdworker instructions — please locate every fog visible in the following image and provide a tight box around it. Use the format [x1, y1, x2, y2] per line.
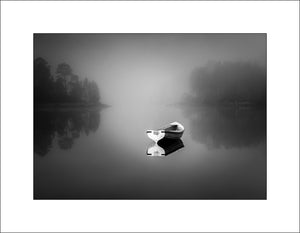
[34, 34, 266, 199]
[34, 34, 266, 106]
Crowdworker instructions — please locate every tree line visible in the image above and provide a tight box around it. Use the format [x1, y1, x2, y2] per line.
[188, 61, 266, 106]
[34, 57, 100, 104]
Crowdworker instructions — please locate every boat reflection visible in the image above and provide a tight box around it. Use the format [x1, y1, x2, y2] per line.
[146, 138, 184, 157]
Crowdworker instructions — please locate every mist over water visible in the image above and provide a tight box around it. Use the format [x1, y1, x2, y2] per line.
[35, 34, 266, 106]
[34, 34, 266, 199]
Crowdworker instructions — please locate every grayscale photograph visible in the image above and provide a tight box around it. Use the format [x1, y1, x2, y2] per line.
[34, 33, 266, 199]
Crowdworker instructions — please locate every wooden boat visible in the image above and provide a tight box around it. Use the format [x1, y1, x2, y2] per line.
[147, 138, 184, 157]
[146, 122, 184, 142]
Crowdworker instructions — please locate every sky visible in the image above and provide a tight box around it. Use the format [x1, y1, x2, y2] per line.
[34, 34, 266, 106]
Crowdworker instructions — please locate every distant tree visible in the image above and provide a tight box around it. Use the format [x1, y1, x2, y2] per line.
[81, 77, 90, 103]
[89, 81, 100, 103]
[53, 76, 68, 102]
[56, 63, 72, 76]
[34, 57, 54, 103]
[69, 75, 82, 102]
[56, 63, 73, 95]
[34, 59, 100, 105]
[189, 61, 266, 106]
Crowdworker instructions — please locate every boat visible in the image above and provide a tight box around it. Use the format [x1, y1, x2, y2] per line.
[146, 121, 184, 142]
[147, 138, 184, 157]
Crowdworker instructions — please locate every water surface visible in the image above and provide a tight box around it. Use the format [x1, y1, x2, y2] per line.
[34, 104, 266, 199]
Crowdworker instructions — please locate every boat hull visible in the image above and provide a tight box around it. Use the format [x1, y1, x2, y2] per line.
[164, 131, 183, 140]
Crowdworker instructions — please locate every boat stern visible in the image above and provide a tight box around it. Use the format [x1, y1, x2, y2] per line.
[146, 130, 165, 142]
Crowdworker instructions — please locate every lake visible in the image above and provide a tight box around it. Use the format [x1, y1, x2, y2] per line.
[34, 104, 266, 199]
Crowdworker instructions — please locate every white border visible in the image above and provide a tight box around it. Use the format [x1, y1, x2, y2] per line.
[1, 1, 299, 232]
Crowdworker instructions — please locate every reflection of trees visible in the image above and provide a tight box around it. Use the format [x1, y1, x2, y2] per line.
[182, 61, 266, 149]
[34, 112, 55, 156]
[34, 110, 100, 156]
[186, 107, 266, 149]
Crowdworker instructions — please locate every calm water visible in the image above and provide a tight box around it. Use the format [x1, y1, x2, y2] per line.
[34, 104, 266, 199]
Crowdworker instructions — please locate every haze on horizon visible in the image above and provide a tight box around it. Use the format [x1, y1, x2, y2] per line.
[34, 34, 266, 106]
